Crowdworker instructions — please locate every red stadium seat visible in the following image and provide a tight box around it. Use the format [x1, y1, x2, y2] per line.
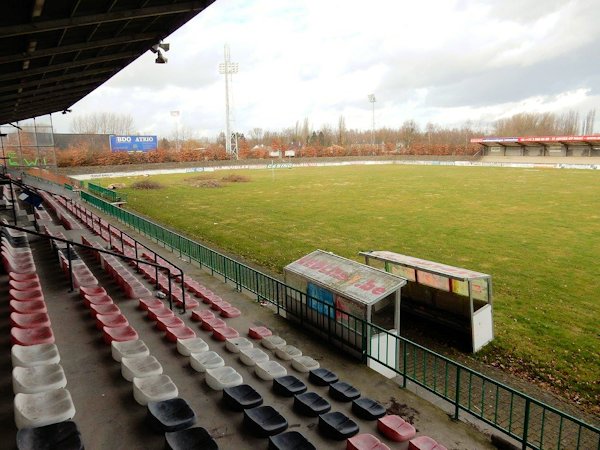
[147, 305, 174, 321]
[212, 326, 239, 341]
[248, 326, 272, 340]
[220, 306, 241, 318]
[200, 317, 226, 332]
[9, 279, 41, 291]
[83, 294, 113, 308]
[377, 415, 416, 442]
[408, 436, 447, 450]
[11, 326, 55, 346]
[191, 309, 214, 322]
[90, 303, 121, 318]
[165, 326, 196, 342]
[10, 289, 44, 303]
[79, 285, 107, 299]
[156, 316, 184, 332]
[139, 297, 164, 311]
[103, 325, 138, 345]
[10, 312, 51, 329]
[96, 313, 129, 330]
[10, 300, 47, 315]
[347, 434, 390, 450]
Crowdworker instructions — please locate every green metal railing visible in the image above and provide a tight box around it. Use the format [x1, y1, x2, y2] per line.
[87, 182, 127, 203]
[79, 190, 599, 450]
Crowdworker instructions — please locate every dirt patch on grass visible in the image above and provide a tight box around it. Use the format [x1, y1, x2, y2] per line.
[190, 179, 223, 188]
[131, 179, 163, 189]
[221, 174, 250, 182]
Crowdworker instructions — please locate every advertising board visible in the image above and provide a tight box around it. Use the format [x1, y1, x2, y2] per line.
[109, 135, 158, 152]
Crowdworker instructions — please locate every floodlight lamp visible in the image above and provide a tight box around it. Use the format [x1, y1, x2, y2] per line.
[61, 109, 72, 114]
[155, 51, 168, 64]
[151, 41, 170, 53]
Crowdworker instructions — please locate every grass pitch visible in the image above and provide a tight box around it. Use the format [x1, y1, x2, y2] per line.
[106, 164, 600, 405]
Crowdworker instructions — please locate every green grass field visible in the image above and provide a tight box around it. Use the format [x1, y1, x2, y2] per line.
[105, 164, 600, 406]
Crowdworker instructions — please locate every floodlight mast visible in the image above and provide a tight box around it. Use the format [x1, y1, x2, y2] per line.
[368, 94, 376, 147]
[218, 45, 239, 159]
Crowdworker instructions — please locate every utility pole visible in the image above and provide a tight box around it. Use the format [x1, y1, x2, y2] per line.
[219, 45, 239, 159]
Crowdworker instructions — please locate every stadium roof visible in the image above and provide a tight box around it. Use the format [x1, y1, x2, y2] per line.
[470, 135, 600, 147]
[0, 0, 213, 126]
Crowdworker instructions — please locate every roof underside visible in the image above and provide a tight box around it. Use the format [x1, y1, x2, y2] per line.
[0, 0, 213, 125]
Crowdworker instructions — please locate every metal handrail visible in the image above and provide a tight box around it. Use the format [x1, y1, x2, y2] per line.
[1, 222, 177, 309]
[5, 175, 188, 312]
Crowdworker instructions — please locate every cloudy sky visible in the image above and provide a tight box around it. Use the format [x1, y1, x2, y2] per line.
[53, 0, 600, 138]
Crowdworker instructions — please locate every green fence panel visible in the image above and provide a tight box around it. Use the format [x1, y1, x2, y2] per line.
[78, 190, 599, 450]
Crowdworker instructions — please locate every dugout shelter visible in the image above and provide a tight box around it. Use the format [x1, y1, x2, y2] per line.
[360, 250, 494, 353]
[470, 135, 600, 157]
[283, 250, 406, 364]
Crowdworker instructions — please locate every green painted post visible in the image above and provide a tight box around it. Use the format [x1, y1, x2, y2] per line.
[522, 398, 531, 450]
[403, 340, 408, 388]
[454, 367, 461, 420]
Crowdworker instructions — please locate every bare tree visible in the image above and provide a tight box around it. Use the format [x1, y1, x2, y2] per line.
[337, 115, 346, 145]
[582, 109, 596, 134]
[71, 112, 136, 135]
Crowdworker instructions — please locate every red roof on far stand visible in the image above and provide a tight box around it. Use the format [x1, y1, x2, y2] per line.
[470, 135, 600, 146]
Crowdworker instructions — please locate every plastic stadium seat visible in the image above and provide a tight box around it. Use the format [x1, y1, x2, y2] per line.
[174, 297, 199, 310]
[347, 433, 391, 450]
[12, 344, 60, 368]
[220, 306, 241, 318]
[205, 366, 243, 391]
[176, 337, 209, 356]
[147, 305, 174, 321]
[12, 364, 67, 394]
[225, 337, 253, 353]
[95, 313, 129, 330]
[139, 297, 163, 311]
[261, 335, 286, 350]
[83, 294, 113, 308]
[243, 405, 288, 437]
[121, 355, 163, 381]
[329, 381, 361, 402]
[352, 398, 387, 420]
[377, 415, 416, 442]
[9, 272, 39, 282]
[211, 300, 232, 313]
[255, 361, 287, 381]
[156, 315, 185, 331]
[273, 375, 307, 397]
[248, 326, 272, 339]
[10, 312, 51, 329]
[191, 308, 214, 322]
[318, 411, 360, 440]
[11, 327, 55, 346]
[103, 325, 139, 345]
[408, 436, 448, 450]
[10, 300, 47, 315]
[10, 288, 44, 302]
[165, 326, 196, 342]
[189, 351, 224, 373]
[133, 375, 178, 406]
[147, 398, 196, 432]
[239, 347, 269, 366]
[165, 427, 218, 450]
[292, 355, 320, 373]
[200, 317, 226, 331]
[212, 326, 239, 341]
[9, 279, 41, 291]
[223, 384, 263, 411]
[309, 368, 339, 386]
[293, 392, 331, 417]
[111, 340, 150, 363]
[268, 431, 316, 450]
[16, 420, 83, 450]
[90, 303, 120, 318]
[275, 345, 302, 361]
[79, 285, 106, 299]
[14, 388, 76, 429]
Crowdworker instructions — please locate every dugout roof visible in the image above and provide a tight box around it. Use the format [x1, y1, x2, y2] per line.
[470, 135, 600, 147]
[285, 250, 406, 305]
[0, 0, 212, 126]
